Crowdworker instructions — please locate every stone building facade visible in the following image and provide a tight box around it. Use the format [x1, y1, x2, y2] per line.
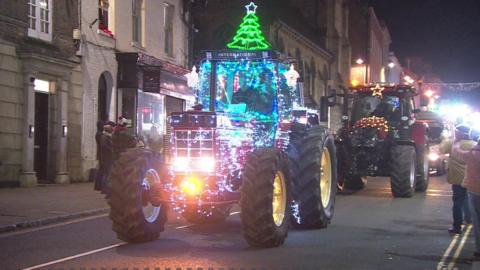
[0, 0, 192, 186]
[79, 0, 193, 181]
[349, 3, 392, 85]
[0, 0, 83, 186]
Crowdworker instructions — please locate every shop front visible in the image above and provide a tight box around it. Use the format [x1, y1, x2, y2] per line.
[116, 53, 194, 150]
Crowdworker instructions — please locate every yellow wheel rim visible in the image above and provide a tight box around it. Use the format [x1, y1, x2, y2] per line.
[320, 147, 332, 208]
[272, 171, 287, 227]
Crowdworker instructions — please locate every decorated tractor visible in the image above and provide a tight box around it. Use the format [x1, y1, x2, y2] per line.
[108, 2, 337, 248]
[336, 84, 429, 197]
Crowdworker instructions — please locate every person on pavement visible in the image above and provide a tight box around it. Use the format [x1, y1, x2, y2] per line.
[99, 121, 114, 196]
[452, 131, 480, 258]
[446, 124, 475, 234]
[94, 120, 105, 191]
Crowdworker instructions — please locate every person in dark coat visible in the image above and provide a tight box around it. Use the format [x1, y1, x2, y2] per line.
[94, 120, 104, 191]
[99, 122, 115, 195]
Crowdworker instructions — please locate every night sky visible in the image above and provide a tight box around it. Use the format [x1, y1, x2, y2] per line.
[368, 0, 480, 83]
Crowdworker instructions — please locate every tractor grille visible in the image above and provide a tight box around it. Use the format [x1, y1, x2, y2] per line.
[173, 129, 215, 157]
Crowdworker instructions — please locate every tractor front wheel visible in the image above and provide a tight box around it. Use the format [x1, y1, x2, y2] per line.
[109, 148, 168, 243]
[290, 127, 337, 228]
[390, 145, 417, 198]
[415, 143, 430, 192]
[240, 149, 292, 247]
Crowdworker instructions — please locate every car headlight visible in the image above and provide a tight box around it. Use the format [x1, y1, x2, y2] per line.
[428, 153, 440, 161]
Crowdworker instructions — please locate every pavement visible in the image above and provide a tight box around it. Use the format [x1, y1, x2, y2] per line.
[0, 182, 108, 233]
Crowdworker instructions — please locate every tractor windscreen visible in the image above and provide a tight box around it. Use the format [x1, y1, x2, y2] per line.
[352, 94, 401, 123]
[214, 61, 277, 122]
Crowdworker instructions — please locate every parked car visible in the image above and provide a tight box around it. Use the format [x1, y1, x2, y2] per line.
[428, 143, 448, 176]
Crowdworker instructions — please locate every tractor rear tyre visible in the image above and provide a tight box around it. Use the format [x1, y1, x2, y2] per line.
[109, 148, 168, 243]
[240, 149, 292, 247]
[415, 143, 430, 192]
[390, 145, 417, 198]
[290, 127, 337, 228]
[182, 205, 231, 224]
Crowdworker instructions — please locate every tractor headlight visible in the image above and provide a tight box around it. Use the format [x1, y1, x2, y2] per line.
[198, 157, 216, 172]
[173, 157, 189, 171]
[428, 152, 440, 161]
[180, 176, 203, 196]
[172, 156, 216, 172]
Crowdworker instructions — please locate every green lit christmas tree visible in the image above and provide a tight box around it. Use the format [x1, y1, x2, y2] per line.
[227, 2, 271, 51]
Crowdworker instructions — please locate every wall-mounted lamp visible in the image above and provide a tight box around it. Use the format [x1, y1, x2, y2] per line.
[62, 125, 68, 137]
[29, 125, 35, 138]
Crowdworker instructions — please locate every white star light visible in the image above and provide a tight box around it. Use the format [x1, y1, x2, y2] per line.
[185, 66, 199, 88]
[245, 2, 257, 14]
[284, 64, 300, 87]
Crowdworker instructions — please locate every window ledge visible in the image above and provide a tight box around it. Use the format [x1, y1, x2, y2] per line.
[131, 42, 146, 51]
[164, 54, 176, 61]
[97, 29, 115, 39]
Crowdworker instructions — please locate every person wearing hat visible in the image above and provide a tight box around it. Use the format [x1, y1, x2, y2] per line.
[446, 124, 475, 234]
[453, 128, 480, 258]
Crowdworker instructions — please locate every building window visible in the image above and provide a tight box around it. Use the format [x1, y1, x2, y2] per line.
[28, 0, 52, 41]
[132, 0, 143, 46]
[164, 3, 174, 56]
[98, 0, 113, 36]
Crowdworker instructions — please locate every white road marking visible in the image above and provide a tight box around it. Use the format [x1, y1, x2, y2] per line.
[175, 225, 192, 229]
[19, 215, 205, 269]
[436, 233, 460, 270]
[21, 243, 125, 270]
[0, 214, 109, 239]
[447, 225, 472, 270]
[230, 211, 240, 216]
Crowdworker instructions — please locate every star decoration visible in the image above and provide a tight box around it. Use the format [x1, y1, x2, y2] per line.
[185, 65, 199, 89]
[245, 2, 257, 14]
[371, 84, 385, 97]
[284, 64, 300, 87]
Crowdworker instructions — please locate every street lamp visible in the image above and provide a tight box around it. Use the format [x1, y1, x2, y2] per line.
[356, 58, 364, 65]
[424, 89, 434, 98]
[388, 62, 395, 68]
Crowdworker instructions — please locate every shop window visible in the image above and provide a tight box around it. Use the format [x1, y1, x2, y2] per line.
[98, 0, 113, 37]
[137, 91, 165, 151]
[28, 0, 52, 41]
[132, 0, 143, 46]
[164, 3, 174, 56]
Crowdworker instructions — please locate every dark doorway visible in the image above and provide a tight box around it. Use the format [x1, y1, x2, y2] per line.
[34, 92, 49, 182]
[98, 74, 108, 122]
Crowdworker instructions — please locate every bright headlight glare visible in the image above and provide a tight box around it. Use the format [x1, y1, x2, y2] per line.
[173, 156, 215, 172]
[173, 157, 189, 171]
[198, 157, 215, 172]
[428, 153, 439, 161]
[180, 177, 203, 196]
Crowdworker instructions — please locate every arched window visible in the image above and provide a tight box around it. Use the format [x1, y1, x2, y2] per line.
[98, 72, 113, 122]
[98, 74, 108, 122]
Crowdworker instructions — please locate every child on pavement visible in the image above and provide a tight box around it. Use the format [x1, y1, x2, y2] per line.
[453, 135, 480, 258]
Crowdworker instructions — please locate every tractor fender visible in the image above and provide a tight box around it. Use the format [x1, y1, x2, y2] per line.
[411, 122, 428, 149]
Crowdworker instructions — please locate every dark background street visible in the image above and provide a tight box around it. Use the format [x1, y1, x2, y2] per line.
[1, 175, 474, 270]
